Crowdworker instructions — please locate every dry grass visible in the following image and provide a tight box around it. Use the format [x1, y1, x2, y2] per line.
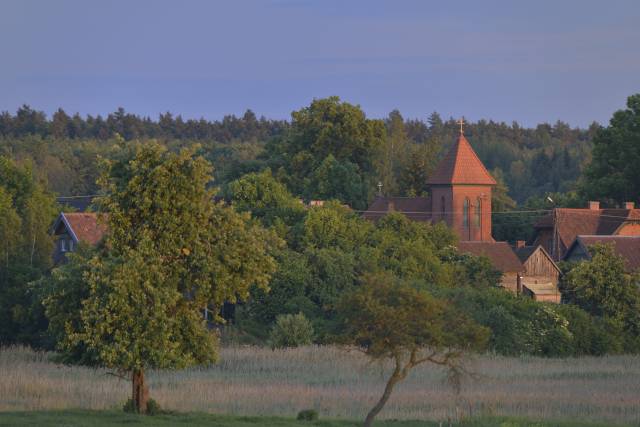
[1, 346, 639, 424]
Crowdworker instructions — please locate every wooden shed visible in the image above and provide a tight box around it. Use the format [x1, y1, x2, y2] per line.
[514, 243, 561, 303]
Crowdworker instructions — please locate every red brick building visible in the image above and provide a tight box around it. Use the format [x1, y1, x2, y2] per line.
[364, 129, 496, 242]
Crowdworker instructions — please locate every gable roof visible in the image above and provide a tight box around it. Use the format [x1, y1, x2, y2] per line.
[457, 241, 523, 273]
[54, 212, 107, 245]
[534, 208, 640, 248]
[565, 235, 640, 272]
[515, 245, 561, 274]
[426, 133, 497, 186]
[362, 197, 432, 222]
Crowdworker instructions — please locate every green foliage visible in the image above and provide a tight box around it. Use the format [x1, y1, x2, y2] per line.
[583, 93, 640, 205]
[563, 244, 639, 319]
[45, 143, 280, 410]
[225, 169, 306, 229]
[266, 97, 385, 208]
[269, 313, 314, 349]
[339, 273, 489, 360]
[562, 244, 640, 352]
[0, 156, 57, 346]
[145, 399, 162, 416]
[38, 245, 99, 360]
[440, 248, 503, 289]
[306, 155, 369, 209]
[122, 398, 137, 414]
[338, 272, 489, 427]
[296, 409, 319, 421]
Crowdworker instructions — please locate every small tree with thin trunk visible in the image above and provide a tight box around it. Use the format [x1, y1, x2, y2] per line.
[337, 273, 489, 427]
[50, 143, 279, 413]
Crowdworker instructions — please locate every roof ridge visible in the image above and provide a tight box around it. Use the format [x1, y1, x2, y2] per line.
[427, 134, 497, 185]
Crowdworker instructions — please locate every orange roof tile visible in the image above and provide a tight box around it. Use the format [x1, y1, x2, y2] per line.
[62, 212, 107, 245]
[457, 241, 523, 273]
[427, 133, 497, 185]
[534, 208, 640, 248]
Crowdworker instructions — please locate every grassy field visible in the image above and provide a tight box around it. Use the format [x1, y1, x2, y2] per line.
[0, 411, 631, 427]
[1, 346, 639, 426]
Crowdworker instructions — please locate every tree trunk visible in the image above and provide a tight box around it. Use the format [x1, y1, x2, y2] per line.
[363, 372, 402, 427]
[132, 369, 149, 414]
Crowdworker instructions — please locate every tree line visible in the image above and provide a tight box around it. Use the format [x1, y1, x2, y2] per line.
[0, 99, 598, 209]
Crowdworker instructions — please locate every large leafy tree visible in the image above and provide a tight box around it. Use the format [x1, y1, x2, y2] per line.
[583, 94, 640, 205]
[225, 168, 306, 231]
[267, 97, 386, 208]
[338, 273, 489, 427]
[562, 244, 640, 352]
[49, 143, 280, 413]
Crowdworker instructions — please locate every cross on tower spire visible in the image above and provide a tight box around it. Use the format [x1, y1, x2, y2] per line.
[458, 117, 465, 135]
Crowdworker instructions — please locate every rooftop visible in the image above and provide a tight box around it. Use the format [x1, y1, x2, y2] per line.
[426, 133, 497, 186]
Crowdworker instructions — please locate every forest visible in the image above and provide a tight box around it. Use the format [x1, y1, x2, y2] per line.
[0, 100, 596, 207]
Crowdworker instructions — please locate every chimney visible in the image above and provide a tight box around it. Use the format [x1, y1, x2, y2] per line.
[625, 201, 635, 209]
[516, 240, 526, 248]
[588, 201, 600, 210]
[387, 200, 395, 211]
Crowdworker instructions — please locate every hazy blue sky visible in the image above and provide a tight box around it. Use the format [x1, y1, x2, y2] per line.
[2, 0, 639, 127]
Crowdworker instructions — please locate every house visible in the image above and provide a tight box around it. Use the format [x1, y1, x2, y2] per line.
[514, 242, 561, 303]
[531, 201, 640, 261]
[51, 212, 106, 264]
[457, 241, 524, 292]
[363, 125, 496, 242]
[563, 235, 640, 273]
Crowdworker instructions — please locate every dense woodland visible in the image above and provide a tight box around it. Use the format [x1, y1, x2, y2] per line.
[0, 101, 596, 207]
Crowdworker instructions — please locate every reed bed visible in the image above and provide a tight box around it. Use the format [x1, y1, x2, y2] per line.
[1, 345, 639, 424]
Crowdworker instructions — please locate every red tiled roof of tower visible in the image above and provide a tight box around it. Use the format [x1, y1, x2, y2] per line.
[534, 208, 640, 248]
[63, 212, 107, 245]
[457, 241, 523, 273]
[426, 134, 497, 185]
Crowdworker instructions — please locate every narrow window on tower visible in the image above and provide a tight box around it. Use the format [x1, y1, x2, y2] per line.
[463, 198, 470, 228]
[475, 197, 481, 227]
[441, 196, 446, 219]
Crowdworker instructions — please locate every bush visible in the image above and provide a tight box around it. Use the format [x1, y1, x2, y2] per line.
[146, 399, 162, 415]
[122, 398, 162, 415]
[123, 398, 136, 413]
[269, 312, 314, 349]
[297, 409, 319, 421]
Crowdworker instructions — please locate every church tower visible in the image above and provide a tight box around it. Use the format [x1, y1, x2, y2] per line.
[426, 120, 496, 241]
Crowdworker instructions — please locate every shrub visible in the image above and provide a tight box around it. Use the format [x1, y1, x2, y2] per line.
[123, 398, 136, 413]
[269, 312, 314, 349]
[146, 399, 162, 415]
[122, 397, 162, 415]
[297, 409, 319, 421]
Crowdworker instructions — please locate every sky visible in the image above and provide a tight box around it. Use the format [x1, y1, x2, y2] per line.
[1, 0, 639, 128]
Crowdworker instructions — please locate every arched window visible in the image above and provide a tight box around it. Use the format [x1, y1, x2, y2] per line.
[441, 196, 446, 219]
[463, 198, 470, 228]
[475, 197, 482, 227]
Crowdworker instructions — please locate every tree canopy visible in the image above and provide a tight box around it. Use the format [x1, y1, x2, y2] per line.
[583, 94, 640, 205]
[47, 143, 280, 412]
